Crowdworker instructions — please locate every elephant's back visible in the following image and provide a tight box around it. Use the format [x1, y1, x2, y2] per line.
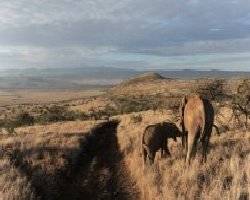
[184, 95, 205, 130]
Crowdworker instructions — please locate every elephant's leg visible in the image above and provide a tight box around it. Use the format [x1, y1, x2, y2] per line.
[186, 131, 199, 165]
[182, 134, 185, 149]
[165, 147, 171, 157]
[161, 145, 165, 158]
[185, 134, 188, 155]
[161, 140, 170, 158]
[148, 151, 156, 165]
[182, 132, 188, 153]
[201, 138, 207, 163]
[143, 148, 147, 165]
[165, 140, 171, 157]
[201, 135, 209, 163]
[161, 148, 165, 158]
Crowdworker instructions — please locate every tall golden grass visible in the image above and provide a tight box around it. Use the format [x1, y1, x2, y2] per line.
[0, 106, 249, 199]
[0, 121, 101, 199]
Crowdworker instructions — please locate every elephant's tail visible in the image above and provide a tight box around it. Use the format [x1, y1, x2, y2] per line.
[201, 102, 206, 138]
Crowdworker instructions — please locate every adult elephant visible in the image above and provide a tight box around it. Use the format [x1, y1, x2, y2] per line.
[179, 94, 214, 165]
[142, 122, 181, 166]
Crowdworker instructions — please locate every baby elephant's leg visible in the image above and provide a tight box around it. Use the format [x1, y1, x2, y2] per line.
[164, 139, 171, 157]
[148, 151, 156, 165]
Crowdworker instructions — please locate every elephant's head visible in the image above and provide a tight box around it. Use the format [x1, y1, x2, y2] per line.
[166, 122, 182, 142]
[179, 96, 187, 133]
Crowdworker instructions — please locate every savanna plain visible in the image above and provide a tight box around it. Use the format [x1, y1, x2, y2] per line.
[0, 73, 249, 200]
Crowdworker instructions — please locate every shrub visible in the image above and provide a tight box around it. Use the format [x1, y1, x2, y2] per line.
[111, 96, 157, 114]
[0, 112, 34, 133]
[232, 79, 250, 128]
[103, 105, 120, 116]
[35, 105, 88, 124]
[14, 112, 34, 126]
[5, 124, 16, 134]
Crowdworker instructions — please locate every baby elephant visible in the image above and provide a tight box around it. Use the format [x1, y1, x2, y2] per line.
[142, 122, 181, 165]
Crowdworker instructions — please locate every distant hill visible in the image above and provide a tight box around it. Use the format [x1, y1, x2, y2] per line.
[121, 72, 167, 86]
[159, 70, 250, 79]
[0, 67, 249, 89]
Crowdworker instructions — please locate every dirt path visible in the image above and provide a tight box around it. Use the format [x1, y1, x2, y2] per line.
[59, 121, 140, 200]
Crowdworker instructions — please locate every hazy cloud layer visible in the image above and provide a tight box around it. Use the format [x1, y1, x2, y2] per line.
[0, 0, 250, 70]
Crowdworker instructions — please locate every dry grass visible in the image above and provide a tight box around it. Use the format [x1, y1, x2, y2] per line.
[0, 120, 103, 199]
[69, 97, 113, 113]
[1, 104, 248, 199]
[0, 89, 103, 106]
[116, 110, 250, 200]
[0, 110, 249, 199]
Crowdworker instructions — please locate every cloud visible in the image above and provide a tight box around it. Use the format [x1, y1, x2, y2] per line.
[0, 0, 250, 70]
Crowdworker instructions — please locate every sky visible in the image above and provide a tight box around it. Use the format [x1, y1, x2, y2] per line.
[0, 0, 250, 71]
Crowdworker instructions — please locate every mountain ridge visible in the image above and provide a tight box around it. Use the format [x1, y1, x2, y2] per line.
[0, 67, 249, 89]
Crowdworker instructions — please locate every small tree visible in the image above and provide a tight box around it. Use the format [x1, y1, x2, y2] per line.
[194, 79, 227, 102]
[232, 79, 250, 128]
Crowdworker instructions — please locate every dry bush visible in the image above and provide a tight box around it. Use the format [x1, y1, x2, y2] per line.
[214, 105, 242, 132]
[70, 97, 113, 113]
[130, 114, 143, 123]
[231, 79, 250, 128]
[193, 79, 228, 102]
[107, 94, 180, 117]
[116, 110, 250, 200]
[0, 104, 90, 133]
